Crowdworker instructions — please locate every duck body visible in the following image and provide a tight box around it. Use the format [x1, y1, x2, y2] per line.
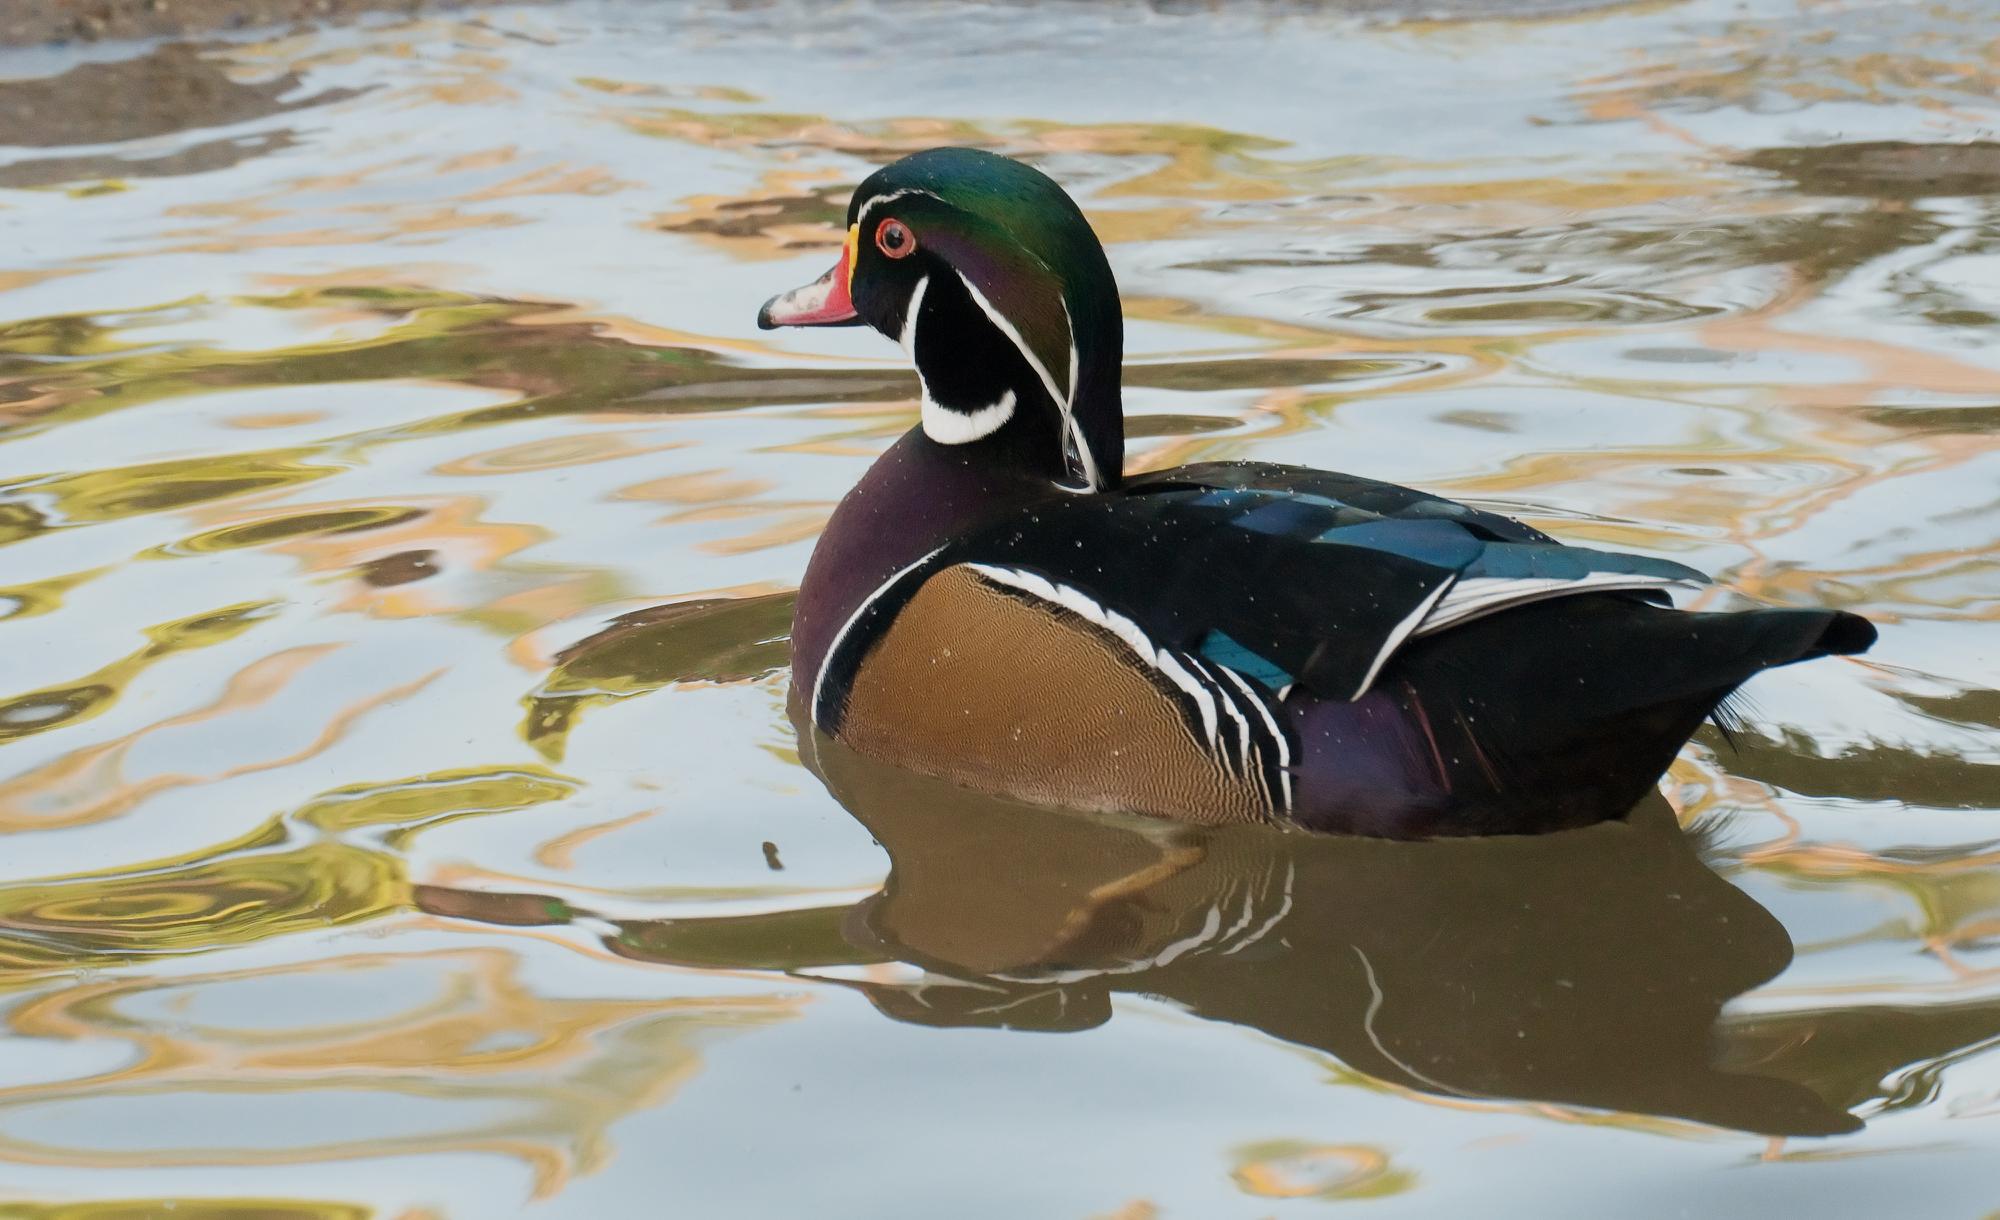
[764, 147, 1874, 838]
[790, 432, 1870, 837]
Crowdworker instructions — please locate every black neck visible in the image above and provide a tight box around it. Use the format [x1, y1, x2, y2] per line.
[908, 266, 1122, 490]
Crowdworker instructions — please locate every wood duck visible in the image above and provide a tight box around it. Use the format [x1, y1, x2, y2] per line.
[758, 147, 1876, 837]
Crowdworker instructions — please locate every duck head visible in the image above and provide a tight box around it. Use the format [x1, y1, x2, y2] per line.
[758, 147, 1124, 490]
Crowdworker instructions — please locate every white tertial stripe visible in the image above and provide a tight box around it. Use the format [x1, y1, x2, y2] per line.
[1350, 577, 1457, 701]
[956, 273, 1103, 491]
[965, 563, 1219, 749]
[1338, 570, 1699, 703]
[813, 545, 949, 726]
[1355, 945, 1479, 1097]
[1415, 573, 1696, 638]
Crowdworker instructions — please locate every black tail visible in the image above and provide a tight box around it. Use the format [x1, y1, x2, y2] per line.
[1384, 597, 1876, 833]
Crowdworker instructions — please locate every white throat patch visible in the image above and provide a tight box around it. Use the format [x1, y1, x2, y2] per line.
[903, 273, 1018, 445]
[924, 390, 1018, 444]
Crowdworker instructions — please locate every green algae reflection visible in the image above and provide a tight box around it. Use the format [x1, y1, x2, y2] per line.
[0, 765, 582, 986]
[295, 765, 579, 851]
[0, 601, 278, 745]
[0, 818, 402, 984]
[522, 593, 794, 760]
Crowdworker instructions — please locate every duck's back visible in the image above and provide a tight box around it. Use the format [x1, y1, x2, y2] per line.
[801, 459, 1874, 836]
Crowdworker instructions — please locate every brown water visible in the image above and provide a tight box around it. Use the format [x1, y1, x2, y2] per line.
[1, 1, 1997, 1215]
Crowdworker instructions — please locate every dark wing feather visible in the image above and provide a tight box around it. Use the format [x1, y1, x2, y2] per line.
[909, 463, 1701, 701]
[1128, 460, 1559, 544]
[822, 462, 1706, 709]
[934, 491, 1449, 700]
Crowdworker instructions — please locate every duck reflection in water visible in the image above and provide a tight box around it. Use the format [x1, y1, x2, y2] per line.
[426, 732, 1866, 1139]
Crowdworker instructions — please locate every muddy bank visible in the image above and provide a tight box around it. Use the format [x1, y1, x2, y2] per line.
[0, 0, 542, 46]
[1, 0, 1661, 48]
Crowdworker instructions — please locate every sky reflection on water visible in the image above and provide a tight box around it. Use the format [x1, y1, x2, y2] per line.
[1, 0, 1998, 1215]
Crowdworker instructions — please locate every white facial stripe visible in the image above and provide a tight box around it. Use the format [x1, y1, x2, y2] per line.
[1061, 316, 1100, 490]
[965, 563, 1219, 749]
[1055, 298, 1102, 490]
[857, 189, 1104, 488]
[857, 188, 944, 227]
[955, 273, 1104, 491]
[898, 273, 929, 358]
[955, 271, 1067, 406]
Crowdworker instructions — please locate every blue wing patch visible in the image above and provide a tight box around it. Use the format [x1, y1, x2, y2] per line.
[1466, 543, 1708, 585]
[1235, 499, 1341, 537]
[1314, 518, 1485, 571]
[1199, 629, 1294, 692]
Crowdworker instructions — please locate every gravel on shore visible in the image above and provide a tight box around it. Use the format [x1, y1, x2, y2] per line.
[0, 0, 540, 46]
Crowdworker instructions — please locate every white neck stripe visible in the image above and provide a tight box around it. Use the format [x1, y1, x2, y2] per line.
[955, 271, 1102, 490]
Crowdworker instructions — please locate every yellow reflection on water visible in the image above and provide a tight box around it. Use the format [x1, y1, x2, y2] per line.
[0, 948, 802, 1195]
[0, 1, 1998, 1214]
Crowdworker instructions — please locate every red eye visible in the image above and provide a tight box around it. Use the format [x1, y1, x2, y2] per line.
[875, 218, 916, 259]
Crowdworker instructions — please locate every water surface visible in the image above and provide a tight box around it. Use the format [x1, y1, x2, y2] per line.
[1, 1, 1998, 1215]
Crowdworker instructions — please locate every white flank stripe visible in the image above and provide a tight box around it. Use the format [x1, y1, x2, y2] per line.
[966, 563, 1219, 748]
[1218, 884, 1257, 943]
[1148, 902, 1226, 968]
[1191, 654, 1253, 774]
[1214, 662, 1292, 812]
[812, 545, 949, 727]
[1415, 573, 1696, 638]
